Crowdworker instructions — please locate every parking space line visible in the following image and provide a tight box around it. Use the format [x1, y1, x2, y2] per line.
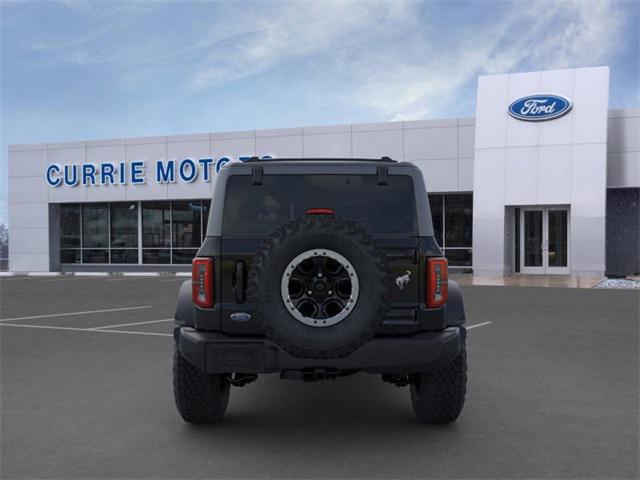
[467, 321, 493, 329]
[0, 323, 172, 337]
[42, 277, 108, 283]
[105, 277, 150, 282]
[90, 318, 174, 330]
[1, 277, 46, 282]
[0, 306, 152, 323]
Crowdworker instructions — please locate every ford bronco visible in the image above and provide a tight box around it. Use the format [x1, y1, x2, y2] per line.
[173, 157, 467, 424]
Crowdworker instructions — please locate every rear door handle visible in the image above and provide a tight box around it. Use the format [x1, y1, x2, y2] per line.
[234, 261, 246, 304]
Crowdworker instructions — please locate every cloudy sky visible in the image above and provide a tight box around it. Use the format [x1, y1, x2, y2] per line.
[1, 0, 638, 224]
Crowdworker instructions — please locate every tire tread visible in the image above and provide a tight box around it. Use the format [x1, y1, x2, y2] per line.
[247, 215, 390, 359]
[410, 346, 467, 424]
[173, 348, 230, 423]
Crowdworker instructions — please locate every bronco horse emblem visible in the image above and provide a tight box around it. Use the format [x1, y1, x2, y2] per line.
[395, 270, 411, 290]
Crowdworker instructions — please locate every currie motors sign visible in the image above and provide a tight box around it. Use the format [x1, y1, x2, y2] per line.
[508, 94, 572, 121]
[45, 155, 271, 187]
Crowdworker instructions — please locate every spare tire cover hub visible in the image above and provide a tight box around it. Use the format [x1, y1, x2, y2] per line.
[280, 248, 359, 327]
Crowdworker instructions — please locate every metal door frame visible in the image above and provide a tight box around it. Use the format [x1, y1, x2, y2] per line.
[519, 207, 570, 275]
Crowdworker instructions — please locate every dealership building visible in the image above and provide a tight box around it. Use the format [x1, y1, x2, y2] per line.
[7, 66, 640, 276]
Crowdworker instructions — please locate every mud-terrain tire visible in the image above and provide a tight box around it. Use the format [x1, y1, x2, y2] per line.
[248, 215, 389, 359]
[410, 345, 467, 424]
[173, 346, 230, 423]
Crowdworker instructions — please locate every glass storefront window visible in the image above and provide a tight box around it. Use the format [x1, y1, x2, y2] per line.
[444, 194, 473, 248]
[59, 196, 471, 268]
[171, 248, 198, 264]
[142, 249, 170, 264]
[111, 249, 138, 264]
[428, 194, 443, 246]
[60, 249, 81, 263]
[202, 200, 211, 235]
[427, 193, 473, 267]
[82, 249, 109, 263]
[443, 248, 472, 266]
[172, 201, 202, 248]
[58, 199, 224, 265]
[82, 204, 109, 248]
[111, 203, 138, 248]
[60, 204, 81, 248]
[142, 202, 171, 248]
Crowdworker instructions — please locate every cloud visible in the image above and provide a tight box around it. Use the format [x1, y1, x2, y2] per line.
[3, 0, 631, 122]
[352, 0, 626, 121]
[189, 1, 415, 90]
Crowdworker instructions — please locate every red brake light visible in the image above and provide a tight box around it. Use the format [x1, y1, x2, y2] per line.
[426, 257, 448, 308]
[192, 258, 214, 308]
[306, 208, 335, 215]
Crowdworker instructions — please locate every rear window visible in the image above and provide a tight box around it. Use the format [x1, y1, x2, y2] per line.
[222, 174, 417, 235]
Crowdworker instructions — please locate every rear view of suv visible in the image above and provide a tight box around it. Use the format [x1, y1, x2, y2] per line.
[173, 158, 468, 424]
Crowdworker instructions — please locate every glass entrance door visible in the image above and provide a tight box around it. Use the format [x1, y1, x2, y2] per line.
[519, 208, 569, 274]
[522, 210, 545, 273]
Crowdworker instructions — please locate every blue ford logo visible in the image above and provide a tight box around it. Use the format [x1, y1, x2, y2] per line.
[508, 94, 572, 121]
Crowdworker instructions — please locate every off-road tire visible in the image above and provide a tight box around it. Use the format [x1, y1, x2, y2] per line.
[173, 346, 230, 423]
[248, 215, 389, 359]
[410, 345, 467, 424]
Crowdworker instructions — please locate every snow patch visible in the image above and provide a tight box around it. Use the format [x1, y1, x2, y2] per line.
[593, 278, 640, 289]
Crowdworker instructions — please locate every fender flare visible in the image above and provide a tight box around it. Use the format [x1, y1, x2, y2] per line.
[175, 280, 194, 327]
[445, 279, 466, 326]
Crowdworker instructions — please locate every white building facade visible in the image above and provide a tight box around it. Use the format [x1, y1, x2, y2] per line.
[8, 66, 640, 276]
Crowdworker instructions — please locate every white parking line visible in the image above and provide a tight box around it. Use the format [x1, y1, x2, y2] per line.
[0, 306, 152, 323]
[466, 321, 493, 330]
[90, 318, 174, 330]
[1, 276, 46, 282]
[0, 323, 172, 337]
[42, 277, 105, 283]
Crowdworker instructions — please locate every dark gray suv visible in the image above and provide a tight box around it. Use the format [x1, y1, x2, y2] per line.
[173, 158, 468, 424]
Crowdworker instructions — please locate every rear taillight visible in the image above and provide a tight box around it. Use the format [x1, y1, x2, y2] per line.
[192, 257, 214, 308]
[426, 257, 448, 308]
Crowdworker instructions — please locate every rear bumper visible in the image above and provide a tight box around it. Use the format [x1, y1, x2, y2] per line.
[175, 326, 464, 374]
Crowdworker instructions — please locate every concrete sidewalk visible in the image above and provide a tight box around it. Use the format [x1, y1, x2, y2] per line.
[452, 274, 603, 288]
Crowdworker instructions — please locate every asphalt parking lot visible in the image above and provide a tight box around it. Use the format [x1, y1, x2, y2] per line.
[1, 276, 638, 479]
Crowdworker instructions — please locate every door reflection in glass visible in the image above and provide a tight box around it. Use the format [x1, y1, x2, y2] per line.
[524, 210, 543, 267]
[548, 210, 568, 267]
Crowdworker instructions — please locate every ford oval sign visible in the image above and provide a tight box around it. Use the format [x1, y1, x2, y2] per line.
[508, 94, 572, 121]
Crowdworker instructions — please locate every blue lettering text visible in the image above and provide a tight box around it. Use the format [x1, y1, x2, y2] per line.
[46, 164, 62, 187]
[179, 158, 197, 183]
[101, 162, 116, 185]
[130, 161, 145, 184]
[156, 159, 175, 183]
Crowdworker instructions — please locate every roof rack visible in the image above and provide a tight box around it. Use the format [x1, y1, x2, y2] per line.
[242, 157, 397, 163]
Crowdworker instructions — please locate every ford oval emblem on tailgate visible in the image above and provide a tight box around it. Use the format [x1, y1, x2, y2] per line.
[230, 312, 252, 322]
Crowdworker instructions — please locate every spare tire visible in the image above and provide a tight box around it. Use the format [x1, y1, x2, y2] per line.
[247, 215, 389, 359]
